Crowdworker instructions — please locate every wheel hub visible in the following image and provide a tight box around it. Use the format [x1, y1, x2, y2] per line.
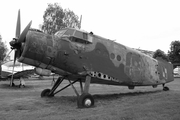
[84, 99, 91, 107]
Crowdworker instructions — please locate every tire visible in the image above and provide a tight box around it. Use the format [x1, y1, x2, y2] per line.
[41, 89, 51, 97]
[77, 93, 94, 108]
[163, 86, 169, 91]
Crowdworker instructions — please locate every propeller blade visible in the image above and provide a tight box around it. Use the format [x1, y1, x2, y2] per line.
[10, 66, 15, 86]
[2, 49, 13, 63]
[16, 9, 21, 38]
[15, 49, 21, 59]
[10, 51, 16, 86]
[18, 20, 32, 43]
[14, 50, 17, 65]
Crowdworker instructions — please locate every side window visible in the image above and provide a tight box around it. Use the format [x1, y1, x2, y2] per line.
[74, 30, 93, 44]
[70, 37, 90, 44]
[117, 55, 121, 61]
[83, 33, 88, 40]
[88, 35, 93, 43]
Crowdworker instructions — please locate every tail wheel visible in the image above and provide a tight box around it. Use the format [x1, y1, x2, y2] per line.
[41, 89, 53, 97]
[77, 93, 94, 108]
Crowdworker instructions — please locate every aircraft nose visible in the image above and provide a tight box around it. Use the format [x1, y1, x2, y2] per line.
[9, 38, 21, 50]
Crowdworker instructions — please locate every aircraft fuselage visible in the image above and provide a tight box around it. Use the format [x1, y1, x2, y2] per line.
[18, 28, 174, 87]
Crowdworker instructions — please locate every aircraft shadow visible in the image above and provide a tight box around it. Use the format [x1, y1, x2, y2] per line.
[46, 90, 163, 104]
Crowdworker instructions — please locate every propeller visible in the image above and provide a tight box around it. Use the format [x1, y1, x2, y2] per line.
[9, 9, 32, 86]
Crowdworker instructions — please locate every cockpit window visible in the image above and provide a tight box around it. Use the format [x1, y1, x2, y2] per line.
[64, 29, 75, 36]
[55, 28, 93, 44]
[55, 30, 67, 37]
[70, 31, 92, 44]
[70, 36, 91, 44]
[88, 35, 93, 43]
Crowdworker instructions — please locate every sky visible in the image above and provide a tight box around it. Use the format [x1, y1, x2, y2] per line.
[1, 0, 180, 57]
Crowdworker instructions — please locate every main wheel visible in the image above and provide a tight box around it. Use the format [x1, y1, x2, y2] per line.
[77, 93, 94, 108]
[41, 89, 51, 97]
[163, 86, 169, 91]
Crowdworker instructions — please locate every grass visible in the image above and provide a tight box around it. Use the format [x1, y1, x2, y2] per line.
[0, 78, 180, 120]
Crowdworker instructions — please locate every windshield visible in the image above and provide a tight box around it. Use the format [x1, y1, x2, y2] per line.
[55, 28, 93, 44]
[55, 30, 67, 37]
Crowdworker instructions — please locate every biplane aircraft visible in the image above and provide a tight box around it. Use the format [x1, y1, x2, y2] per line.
[1, 59, 36, 87]
[9, 10, 174, 108]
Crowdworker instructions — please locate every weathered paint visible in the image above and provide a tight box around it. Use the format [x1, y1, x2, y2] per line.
[156, 57, 174, 83]
[18, 28, 174, 86]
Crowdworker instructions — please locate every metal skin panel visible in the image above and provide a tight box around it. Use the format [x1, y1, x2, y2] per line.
[18, 28, 174, 86]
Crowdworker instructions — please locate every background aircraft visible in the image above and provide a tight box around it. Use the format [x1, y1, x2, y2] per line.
[0, 60, 35, 86]
[2, 61, 34, 74]
[1, 57, 53, 85]
[8, 10, 174, 108]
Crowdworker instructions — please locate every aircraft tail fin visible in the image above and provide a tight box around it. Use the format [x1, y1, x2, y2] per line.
[157, 58, 174, 83]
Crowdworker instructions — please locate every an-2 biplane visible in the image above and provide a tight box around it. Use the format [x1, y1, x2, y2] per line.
[9, 10, 174, 108]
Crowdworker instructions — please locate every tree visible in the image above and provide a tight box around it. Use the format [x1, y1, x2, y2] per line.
[63, 9, 81, 29]
[168, 40, 180, 67]
[0, 34, 8, 76]
[41, 3, 81, 35]
[153, 49, 169, 62]
[0, 35, 7, 61]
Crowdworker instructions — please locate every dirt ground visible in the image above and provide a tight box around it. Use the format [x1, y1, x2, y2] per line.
[0, 77, 180, 120]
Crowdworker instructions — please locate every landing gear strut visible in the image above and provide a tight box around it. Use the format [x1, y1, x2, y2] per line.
[41, 75, 94, 108]
[162, 84, 169, 91]
[77, 76, 94, 108]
